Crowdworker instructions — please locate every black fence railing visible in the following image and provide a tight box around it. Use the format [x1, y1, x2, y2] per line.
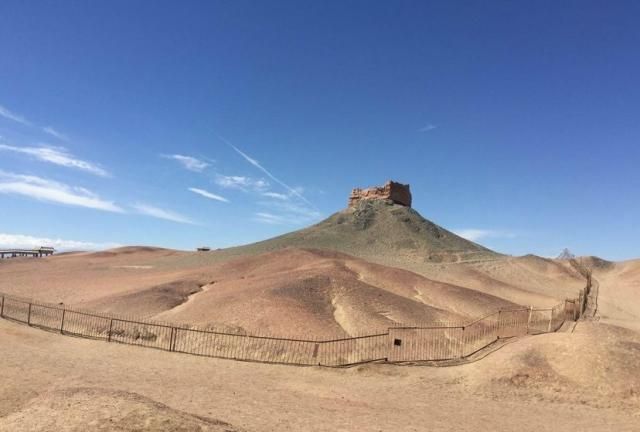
[0, 283, 590, 366]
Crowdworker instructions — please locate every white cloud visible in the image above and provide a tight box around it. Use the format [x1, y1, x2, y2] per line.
[255, 211, 315, 225]
[254, 212, 287, 225]
[254, 199, 322, 226]
[220, 137, 314, 207]
[453, 229, 517, 242]
[262, 191, 289, 200]
[0, 233, 120, 251]
[0, 104, 32, 126]
[214, 174, 269, 192]
[0, 104, 69, 142]
[0, 171, 123, 212]
[419, 124, 437, 132]
[259, 199, 321, 219]
[188, 187, 229, 203]
[132, 203, 195, 225]
[0, 144, 109, 177]
[42, 126, 69, 142]
[162, 154, 210, 172]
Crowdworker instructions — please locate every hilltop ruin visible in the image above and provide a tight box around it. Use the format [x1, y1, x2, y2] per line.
[348, 180, 412, 208]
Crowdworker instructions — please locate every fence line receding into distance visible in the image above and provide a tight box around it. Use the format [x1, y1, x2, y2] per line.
[0, 281, 591, 366]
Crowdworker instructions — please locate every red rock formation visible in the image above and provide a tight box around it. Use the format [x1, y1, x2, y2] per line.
[348, 181, 412, 208]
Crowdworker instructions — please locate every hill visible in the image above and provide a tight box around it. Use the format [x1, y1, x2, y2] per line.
[0, 244, 587, 338]
[0, 247, 520, 338]
[590, 257, 640, 331]
[149, 248, 518, 337]
[224, 199, 499, 266]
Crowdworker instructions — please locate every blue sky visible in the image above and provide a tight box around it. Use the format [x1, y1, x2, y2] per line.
[1, 1, 639, 260]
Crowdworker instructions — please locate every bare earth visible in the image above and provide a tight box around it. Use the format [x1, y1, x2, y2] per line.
[1, 318, 639, 431]
[0, 247, 583, 337]
[0, 203, 638, 432]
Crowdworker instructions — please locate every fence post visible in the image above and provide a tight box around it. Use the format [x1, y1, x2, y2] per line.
[27, 303, 32, 325]
[108, 319, 114, 342]
[60, 309, 66, 334]
[0, 295, 4, 318]
[578, 292, 582, 317]
[170, 327, 177, 352]
[169, 327, 175, 352]
[526, 306, 533, 334]
[459, 326, 465, 358]
[547, 310, 552, 333]
[577, 292, 582, 319]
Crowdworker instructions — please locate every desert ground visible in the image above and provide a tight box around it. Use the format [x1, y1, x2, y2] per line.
[1, 200, 639, 430]
[1, 318, 639, 431]
[0, 246, 584, 337]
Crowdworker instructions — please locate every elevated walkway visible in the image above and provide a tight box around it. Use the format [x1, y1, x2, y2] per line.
[0, 248, 55, 259]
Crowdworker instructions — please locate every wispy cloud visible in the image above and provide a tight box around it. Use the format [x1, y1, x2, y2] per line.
[214, 174, 269, 192]
[0, 171, 123, 212]
[42, 126, 69, 142]
[0, 104, 32, 126]
[0, 144, 109, 177]
[220, 136, 314, 207]
[255, 200, 322, 226]
[188, 187, 229, 203]
[259, 199, 321, 219]
[132, 203, 195, 224]
[419, 124, 437, 132]
[253, 208, 321, 225]
[452, 228, 517, 242]
[254, 212, 287, 225]
[0, 104, 70, 142]
[161, 154, 210, 172]
[0, 233, 120, 251]
[262, 191, 289, 200]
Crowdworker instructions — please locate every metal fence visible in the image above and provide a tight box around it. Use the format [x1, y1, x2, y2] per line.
[0, 283, 590, 366]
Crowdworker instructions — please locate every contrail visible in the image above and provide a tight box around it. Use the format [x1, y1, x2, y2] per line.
[218, 135, 315, 208]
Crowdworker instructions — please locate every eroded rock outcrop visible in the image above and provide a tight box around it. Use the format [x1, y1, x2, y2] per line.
[348, 181, 412, 208]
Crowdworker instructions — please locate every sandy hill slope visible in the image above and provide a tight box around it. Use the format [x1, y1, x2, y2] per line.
[0, 246, 205, 306]
[149, 248, 520, 337]
[464, 321, 640, 411]
[412, 254, 587, 307]
[0, 248, 521, 338]
[588, 257, 640, 331]
[0, 243, 583, 312]
[0, 387, 244, 432]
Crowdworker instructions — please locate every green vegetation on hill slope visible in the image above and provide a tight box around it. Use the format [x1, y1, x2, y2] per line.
[226, 200, 499, 265]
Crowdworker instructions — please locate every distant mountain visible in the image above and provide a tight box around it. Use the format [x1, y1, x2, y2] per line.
[557, 248, 576, 260]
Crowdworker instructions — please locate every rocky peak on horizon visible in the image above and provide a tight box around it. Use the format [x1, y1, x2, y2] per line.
[557, 248, 576, 260]
[348, 180, 412, 208]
